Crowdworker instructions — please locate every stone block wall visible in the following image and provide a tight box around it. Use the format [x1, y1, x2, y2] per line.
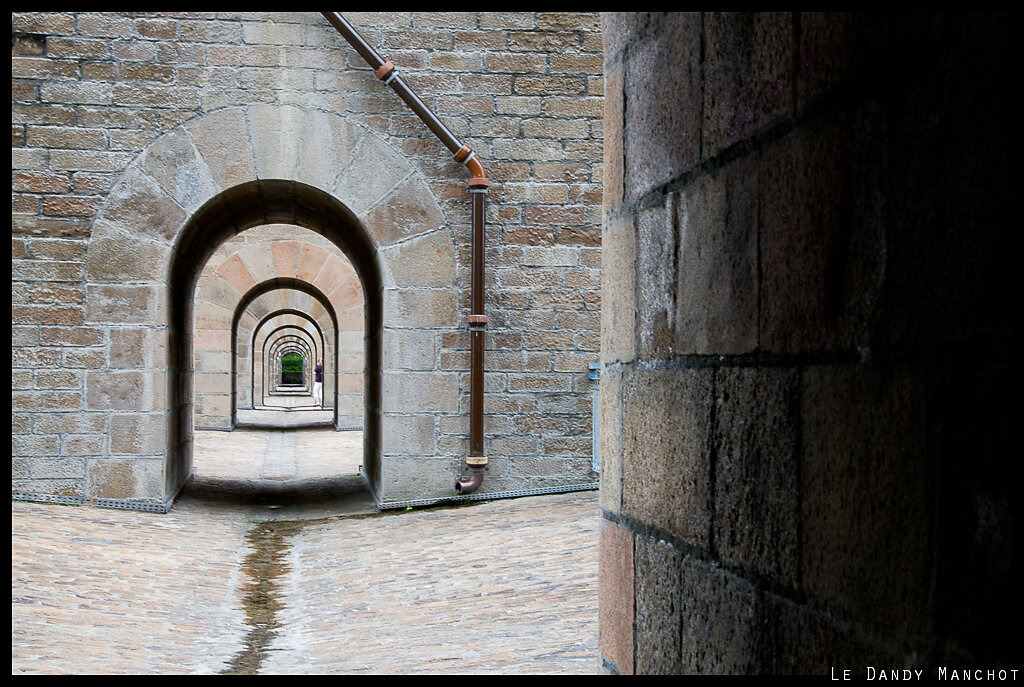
[600, 12, 1016, 675]
[12, 12, 604, 507]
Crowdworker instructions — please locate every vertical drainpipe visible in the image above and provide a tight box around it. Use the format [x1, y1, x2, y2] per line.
[321, 12, 491, 494]
[589, 362, 600, 473]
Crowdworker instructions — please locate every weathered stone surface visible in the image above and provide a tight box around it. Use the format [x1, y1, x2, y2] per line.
[679, 555, 760, 674]
[88, 458, 163, 500]
[99, 167, 186, 244]
[382, 329, 435, 371]
[701, 12, 792, 159]
[13, 434, 59, 457]
[109, 414, 165, 457]
[634, 533, 682, 674]
[85, 284, 164, 324]
[624, 12, 701, 201]
[140, 127, 220, 214]
[38, 325, 102, 347]
[712, 366, 798, 587]
[598, 365, 623, 512]
[379, 455, 459, 501]
[360, 175, 446, 247]
[801, 363, 930, 636]
[328, 276, 363, 313]
[602, 66, 623, 213]
[246, 104, 305, 180]
[381, 372, 458, 413]
[293, 109, 361, 191]
[380, 230, 456, 288]
[32, 458, 86, 479]
[110, 327, 167, 369]
[675, 158, 758, 355]
[599, 518, 634, 674]
[758, 103, 886, 354]
[332, 130, 408, 217]
[600, 12, 1014, 675]
[383, 288, 457, 328]
[269, 239, 302, 277]
[33, 413, 106, 434]
[86, 221, 170, 282]
[523, 245, 576, 267]
[214, 253, 258, 295]
[621, 368, 713, 547]
[294, 243, 330, 283]
[601, 215, 635, 363]
[187, 106, 255, 189]
[85, 371, 144, 410]
[636, 198, 675, 359]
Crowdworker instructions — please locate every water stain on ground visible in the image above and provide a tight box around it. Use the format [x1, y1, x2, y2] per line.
[221, 519, 308, 675]
[219, 499, 496, 674]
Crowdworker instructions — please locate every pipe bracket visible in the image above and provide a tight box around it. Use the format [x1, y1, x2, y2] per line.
[453, 145, 472, 163]
[466, 456, 488, 467]
[375, 60, 395, 80]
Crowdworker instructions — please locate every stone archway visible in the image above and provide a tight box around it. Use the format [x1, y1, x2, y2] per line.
[269, 340, 311, 395]
[193, 227, 359, 429]
[248, 309, 330, 411]
[260, 325, 319, 401]
[230, 278, 339, 429]
[240, 300, 335, 412]
[84, 105, 458, 507]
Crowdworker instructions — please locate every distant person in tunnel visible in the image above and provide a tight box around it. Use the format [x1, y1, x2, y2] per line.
[314, 363, 323, 406]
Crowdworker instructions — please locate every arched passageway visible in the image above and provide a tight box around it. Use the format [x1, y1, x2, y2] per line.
[229, 277, 341, 427]
[261, 326, 318, 399]
[77, 105, 472, 508]
[249, 310, 333, 412]
[169, 179, 384, 500]
[195, 223, 364, 429]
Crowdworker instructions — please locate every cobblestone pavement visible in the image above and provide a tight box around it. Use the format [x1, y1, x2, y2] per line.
[12, 423, 600, 674]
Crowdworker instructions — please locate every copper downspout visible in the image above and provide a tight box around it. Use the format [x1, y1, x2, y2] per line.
[322, 12, 490, 494]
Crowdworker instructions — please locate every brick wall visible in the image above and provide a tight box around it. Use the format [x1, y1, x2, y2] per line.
[600, 12, 1015, 674]
[12, 12, 604, 506]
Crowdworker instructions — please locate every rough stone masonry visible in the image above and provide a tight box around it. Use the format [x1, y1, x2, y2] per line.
[599, 12, 1016, 675]
[12, 12, 604, 509]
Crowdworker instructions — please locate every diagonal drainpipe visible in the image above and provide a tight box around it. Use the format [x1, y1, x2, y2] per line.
[321, 12, 490, 494]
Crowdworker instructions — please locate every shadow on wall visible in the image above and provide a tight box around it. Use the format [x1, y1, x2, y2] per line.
[598, 11, 1017, 674]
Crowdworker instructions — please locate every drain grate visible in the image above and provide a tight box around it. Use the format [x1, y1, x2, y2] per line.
[358, 466, 598, 510]
[12, 492, 88, 507]
[12, 469, 195, 515]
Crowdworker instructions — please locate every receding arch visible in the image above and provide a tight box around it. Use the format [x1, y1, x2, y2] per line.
[238, 297, 335, 413]
[272, 342, 311, 393]
[191, 224, 362, 427]
[230, 277, 340, 425]
[248, 309, 330, 410]
[256, 323, 323, 402]
[260, 325, 319, 397]
[265, 333, 314, 396]
[169, 180, 384, 501]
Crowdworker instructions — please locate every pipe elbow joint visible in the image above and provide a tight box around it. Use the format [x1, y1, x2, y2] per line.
[466, 157, 489, 188]
[455, 146, 489, 189]
[455, 456, 488, 494]
[455, 469, 485, 495]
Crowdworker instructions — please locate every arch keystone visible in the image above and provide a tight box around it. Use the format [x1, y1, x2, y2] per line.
[186, 107, 255, 190]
